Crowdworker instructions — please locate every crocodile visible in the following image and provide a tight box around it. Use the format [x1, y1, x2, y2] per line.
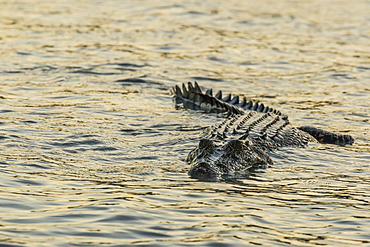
[172, 82, 354, 181]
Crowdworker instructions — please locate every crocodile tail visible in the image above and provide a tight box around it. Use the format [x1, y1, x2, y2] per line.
[298, 126, 354, 145]
[172, 82, 243, 115]
[172, 81, 282, 116]
[212, 88, 282, 116]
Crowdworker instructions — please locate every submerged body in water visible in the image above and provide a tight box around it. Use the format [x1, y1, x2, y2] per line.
[173, 82, 354, 181]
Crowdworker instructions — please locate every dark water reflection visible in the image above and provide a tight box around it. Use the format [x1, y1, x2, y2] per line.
[1, 0, 369, 246]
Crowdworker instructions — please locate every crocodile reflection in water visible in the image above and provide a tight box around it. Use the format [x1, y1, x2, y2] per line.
[172, 82, 354, 181]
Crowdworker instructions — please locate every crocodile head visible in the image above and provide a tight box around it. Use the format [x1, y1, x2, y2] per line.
[187, 138, 273, 181]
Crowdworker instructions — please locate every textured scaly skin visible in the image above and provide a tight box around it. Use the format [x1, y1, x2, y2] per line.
[172, 82, 354, 181]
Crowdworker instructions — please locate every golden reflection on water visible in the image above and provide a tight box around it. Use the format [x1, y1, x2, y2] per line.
[0, 0, 369, 246]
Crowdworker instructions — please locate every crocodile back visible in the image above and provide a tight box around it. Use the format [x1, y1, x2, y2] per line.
[172, 82, 354, 147]
[208, 112, 316, 149]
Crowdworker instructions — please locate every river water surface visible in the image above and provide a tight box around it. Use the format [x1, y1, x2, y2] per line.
[0, 0, 369, 246]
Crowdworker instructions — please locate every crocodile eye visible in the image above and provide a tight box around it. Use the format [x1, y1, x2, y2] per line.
[225, 140, 244, 153]
[198, 139, 215, 150]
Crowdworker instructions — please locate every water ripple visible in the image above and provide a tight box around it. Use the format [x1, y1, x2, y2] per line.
[0, 0, 369, 246]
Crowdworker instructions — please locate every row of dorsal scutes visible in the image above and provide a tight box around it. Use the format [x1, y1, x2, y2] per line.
[208, 111, 277, 140]
[173, 82, 243, 114]
[207, 111, 310, 148]
[172, 81, 202, 98]
[175, 81, 282, 116]
[206, 86, 281, 116]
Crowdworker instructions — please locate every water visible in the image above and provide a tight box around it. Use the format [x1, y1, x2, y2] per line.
[0, 0, 369, 246]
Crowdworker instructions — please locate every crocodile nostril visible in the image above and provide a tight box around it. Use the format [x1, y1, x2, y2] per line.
[195, 163, 208, 173]
[188, 162, 219, 181]
[188, 162, 210, 178]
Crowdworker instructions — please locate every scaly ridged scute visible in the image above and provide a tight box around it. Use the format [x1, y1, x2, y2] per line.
[172, 82, 354, 181]
[172, 81, 282, 115]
